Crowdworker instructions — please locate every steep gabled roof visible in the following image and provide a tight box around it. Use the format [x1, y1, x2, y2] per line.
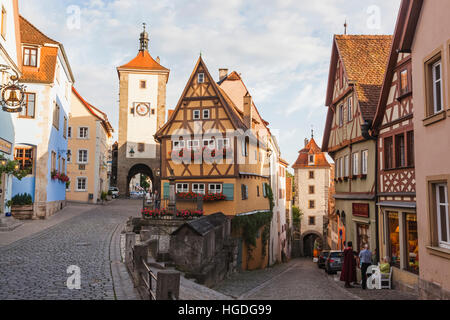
[72, 87, 114, 137]
[334, 35, 392, 121]
[218, 71, 270, 134]
[118, 50, 169, 72]
[293, 138, 330, 169]
[20, 15, 59, 45]
[322, 34, 392, 152]
[19, 16, 74, 84]
[155, 56, 247, 139]
[373, 0, 423, 131]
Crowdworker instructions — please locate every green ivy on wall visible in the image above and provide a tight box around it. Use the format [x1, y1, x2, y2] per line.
[0, 155, 30, 184]
[232, 183, 275, 261]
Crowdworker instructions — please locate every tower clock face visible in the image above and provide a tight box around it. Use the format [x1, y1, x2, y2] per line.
[136, 103, 150, 116]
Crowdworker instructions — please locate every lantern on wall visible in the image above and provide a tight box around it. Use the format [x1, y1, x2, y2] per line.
[0, 64, 27, 113]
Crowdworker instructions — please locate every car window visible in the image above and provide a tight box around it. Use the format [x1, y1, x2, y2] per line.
[330, 252, 343, 258]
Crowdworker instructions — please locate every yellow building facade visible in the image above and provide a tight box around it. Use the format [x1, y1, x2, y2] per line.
[66, 87, 113, 203]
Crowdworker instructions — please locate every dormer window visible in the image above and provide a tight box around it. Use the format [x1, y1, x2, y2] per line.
[23, 47, 38, 67]
[308, 154, 315, 165]
[198, 73, 205, 84]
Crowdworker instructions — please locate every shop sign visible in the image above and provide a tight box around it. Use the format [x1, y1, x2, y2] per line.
[353, 203, 369, 218]
[0, 138, 12, 155]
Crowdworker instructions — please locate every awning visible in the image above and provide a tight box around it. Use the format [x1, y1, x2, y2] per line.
[376, 201, 416, 209]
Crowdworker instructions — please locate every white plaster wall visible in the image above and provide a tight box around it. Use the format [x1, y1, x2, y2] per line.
[296, 167, 329, 237]
[0, 0, 19, 70]
[126, 73, 158, 159]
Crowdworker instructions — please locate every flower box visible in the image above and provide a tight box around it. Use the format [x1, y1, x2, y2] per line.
[11, 205, 33, 220]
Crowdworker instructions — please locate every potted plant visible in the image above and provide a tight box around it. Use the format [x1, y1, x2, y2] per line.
[11, 193, 33, 220]
[101, 191, 108, 205]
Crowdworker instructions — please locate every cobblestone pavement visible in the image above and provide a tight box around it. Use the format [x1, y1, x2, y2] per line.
[213, 258, 418, 300]
[0, 200, 141, 300]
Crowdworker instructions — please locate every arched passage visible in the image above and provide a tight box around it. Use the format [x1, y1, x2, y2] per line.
[300, 231, 323, 257]
[126, 164, 154, 197]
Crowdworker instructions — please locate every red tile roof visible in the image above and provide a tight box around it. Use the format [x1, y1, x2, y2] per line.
[20, 15, 59, 45]
[118, 50, 169, 71]
[20, 16, 59, 83]
[335, 35, 392, 121]
[293, 138, 330, 169]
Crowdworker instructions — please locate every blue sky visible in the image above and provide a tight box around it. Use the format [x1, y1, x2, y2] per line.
[21, 0, 401, 171]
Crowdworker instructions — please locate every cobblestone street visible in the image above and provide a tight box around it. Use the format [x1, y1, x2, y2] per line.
[214, 259, 419, 300]
[0, 200, 141, 300]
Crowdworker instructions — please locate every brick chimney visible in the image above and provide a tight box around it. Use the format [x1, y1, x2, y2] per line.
[304, 138, 309, 147]
[219, 68, 228, 81]
[156, 56, 161, 64]
[243, 93, 252, 129]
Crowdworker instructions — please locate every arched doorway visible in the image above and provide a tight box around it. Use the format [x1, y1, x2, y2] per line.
[126, 164, 154, 197]
[301, 231, 323, 257]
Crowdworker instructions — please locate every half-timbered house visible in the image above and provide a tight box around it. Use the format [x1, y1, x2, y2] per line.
[155, 57, 274, 270]
[371, 0, 419, 292]
[322, 35, 392, 253]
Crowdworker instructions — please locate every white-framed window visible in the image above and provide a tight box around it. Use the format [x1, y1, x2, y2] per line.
[432, 60, 443, 114]
[193, 110, 201, 120]
[203, 139, 215, 149]
[340, 158, 344, 178]
[187, 140, 200, 149]
[173, 140, 185, 149]
[362, 150, 368, 175]
[347, 96, 353, 122]
[203, 109, 210, 119]
[193, 183, 205, 194]
[68, 127, 72, 139]
[435, 183, 449, 249]
[241, 139, 248, 157]
[217, 138, 230, 149]
[209, 184, 222, 194]
[76, 177, 87, 192]
[339, 104, 344, 127]
[308, 154, 315, 165]
[79, 127, 89, 139]
[176, 183, 189, 193]
[344, 155, 349, 177]
[78, 149, 88, 164]
[352, 152, 359, 176]
[198, 73, 205, 83]
[66, 181, 71, 192]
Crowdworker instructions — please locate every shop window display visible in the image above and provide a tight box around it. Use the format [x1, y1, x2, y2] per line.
[405, 213, 419, 274]
[357, 223, 369, 252]
[388, 212, 400, 268]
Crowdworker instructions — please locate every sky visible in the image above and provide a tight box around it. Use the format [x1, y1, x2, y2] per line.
[20, 0, 401, 172]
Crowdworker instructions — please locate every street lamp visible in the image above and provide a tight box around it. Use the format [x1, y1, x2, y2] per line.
[129, 148, 135, 157]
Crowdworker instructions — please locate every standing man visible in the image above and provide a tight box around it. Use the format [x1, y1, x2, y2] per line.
[359, 244, 372, 290]
[340, 241, 356, 288]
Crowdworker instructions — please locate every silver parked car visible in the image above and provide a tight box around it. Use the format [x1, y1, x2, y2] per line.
[325, 251, 344, 274]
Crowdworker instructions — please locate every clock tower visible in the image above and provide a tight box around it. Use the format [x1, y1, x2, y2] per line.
[116, 24, 170, 196]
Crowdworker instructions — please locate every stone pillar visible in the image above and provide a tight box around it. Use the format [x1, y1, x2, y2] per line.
[133, 243, 149, 287]
[125, 232, 136, 268]
[156, 270, 180, 300]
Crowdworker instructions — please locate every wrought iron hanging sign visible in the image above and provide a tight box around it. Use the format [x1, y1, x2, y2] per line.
[0, 64, 26, 113]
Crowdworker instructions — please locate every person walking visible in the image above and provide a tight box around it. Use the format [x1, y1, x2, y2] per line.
[154, 189, 161, 210]
[359, 244, 372, 290]
[340, 241, 356, 288]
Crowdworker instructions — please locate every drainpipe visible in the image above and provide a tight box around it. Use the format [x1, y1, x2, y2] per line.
[364, 121, 380, 264]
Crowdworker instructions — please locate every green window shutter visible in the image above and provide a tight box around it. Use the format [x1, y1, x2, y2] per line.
[223, 183, 234, 201]
[163, 182, 170, 200]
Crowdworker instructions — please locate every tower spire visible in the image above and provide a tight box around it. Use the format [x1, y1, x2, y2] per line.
[139, 22, 149, 52]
